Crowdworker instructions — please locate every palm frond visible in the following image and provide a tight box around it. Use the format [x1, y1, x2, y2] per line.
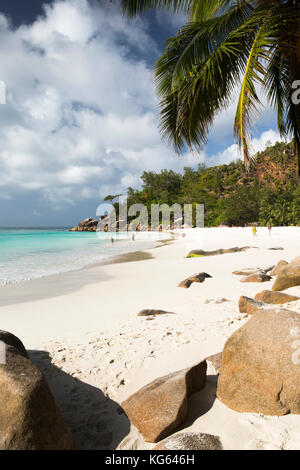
[156, 11, 267, 154]
[157, 23, 254, 151]
[190, 0, 250, 22]
[120, 0, 252, 20]
[234, 26, 270, 167]
[156, 0, 253, 94]
[264, 47, 289, 136]
[120, 0, 193, 16]
[122, 0, 300, 174]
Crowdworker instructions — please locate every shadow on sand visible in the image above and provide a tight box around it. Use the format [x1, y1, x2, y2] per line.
[179, 375, 218, 431]
[29, 350, 130, 450]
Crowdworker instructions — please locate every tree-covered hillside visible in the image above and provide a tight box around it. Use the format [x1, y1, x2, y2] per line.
[126, 142, 300, 227]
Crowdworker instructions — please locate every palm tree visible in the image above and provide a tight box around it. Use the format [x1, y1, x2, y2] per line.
[103, 194, 122, 203]
[121, 0, 300, 174]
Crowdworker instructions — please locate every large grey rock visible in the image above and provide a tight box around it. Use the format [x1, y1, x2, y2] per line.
[178, 272, 212, 288]
[255, 290, 299, 305]
[0, 330, 28, 358]
[238, 296, 270, 315]
[122, 361, 207, 443]
[217, 309, 300, 415]
[233, 266, 274, 276]
[73, 217, 98, 232]
[187, 247, 252, 258]
[138, 309, 174, 317]
[0, 339, 74, 450]
[240, 273, 272, 283]
[270, 260, 288, 276]
[272, 257, 300, 291]
[154, 432, 223, 450]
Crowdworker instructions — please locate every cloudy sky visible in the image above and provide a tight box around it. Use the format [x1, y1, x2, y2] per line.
[0, 0, 283, 227]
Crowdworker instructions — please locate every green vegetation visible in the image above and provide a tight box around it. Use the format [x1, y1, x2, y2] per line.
[103, 194, 122, 202]
[125, 141, 299, 227]
[121, 0, 300, 175]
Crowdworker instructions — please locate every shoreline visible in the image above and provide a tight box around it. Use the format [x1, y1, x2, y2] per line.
[0, 229, 171, 290]
[0, 227, 299, 449]
[0, 236, 174, 307]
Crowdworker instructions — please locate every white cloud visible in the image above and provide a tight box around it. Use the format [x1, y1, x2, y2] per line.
[208, 130, 284, 166]
[21, 0, 96, 46]
[252, 129, 285, 153]
[208, 143, 240, 166]
[0, 0, 176, 204]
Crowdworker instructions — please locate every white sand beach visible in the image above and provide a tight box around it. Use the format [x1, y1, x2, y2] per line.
[0, 227, 299, 450]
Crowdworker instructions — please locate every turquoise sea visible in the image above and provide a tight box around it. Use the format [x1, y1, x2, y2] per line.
[0, 228, 159, 286]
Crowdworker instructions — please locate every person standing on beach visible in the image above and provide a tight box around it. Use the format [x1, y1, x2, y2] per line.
[268, 223, 272, 236]
[252, 225, 257, 238]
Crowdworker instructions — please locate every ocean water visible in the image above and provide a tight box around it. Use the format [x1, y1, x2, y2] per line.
[0, 228, 161, 286]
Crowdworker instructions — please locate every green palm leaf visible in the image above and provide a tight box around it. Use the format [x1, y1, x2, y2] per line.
[234, 26, 270, 166]
[122, 0, 300, 175]
[120, 0, 192, 16]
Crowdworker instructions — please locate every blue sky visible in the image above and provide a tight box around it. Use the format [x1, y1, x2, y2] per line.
[0, 0, 282, 227]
